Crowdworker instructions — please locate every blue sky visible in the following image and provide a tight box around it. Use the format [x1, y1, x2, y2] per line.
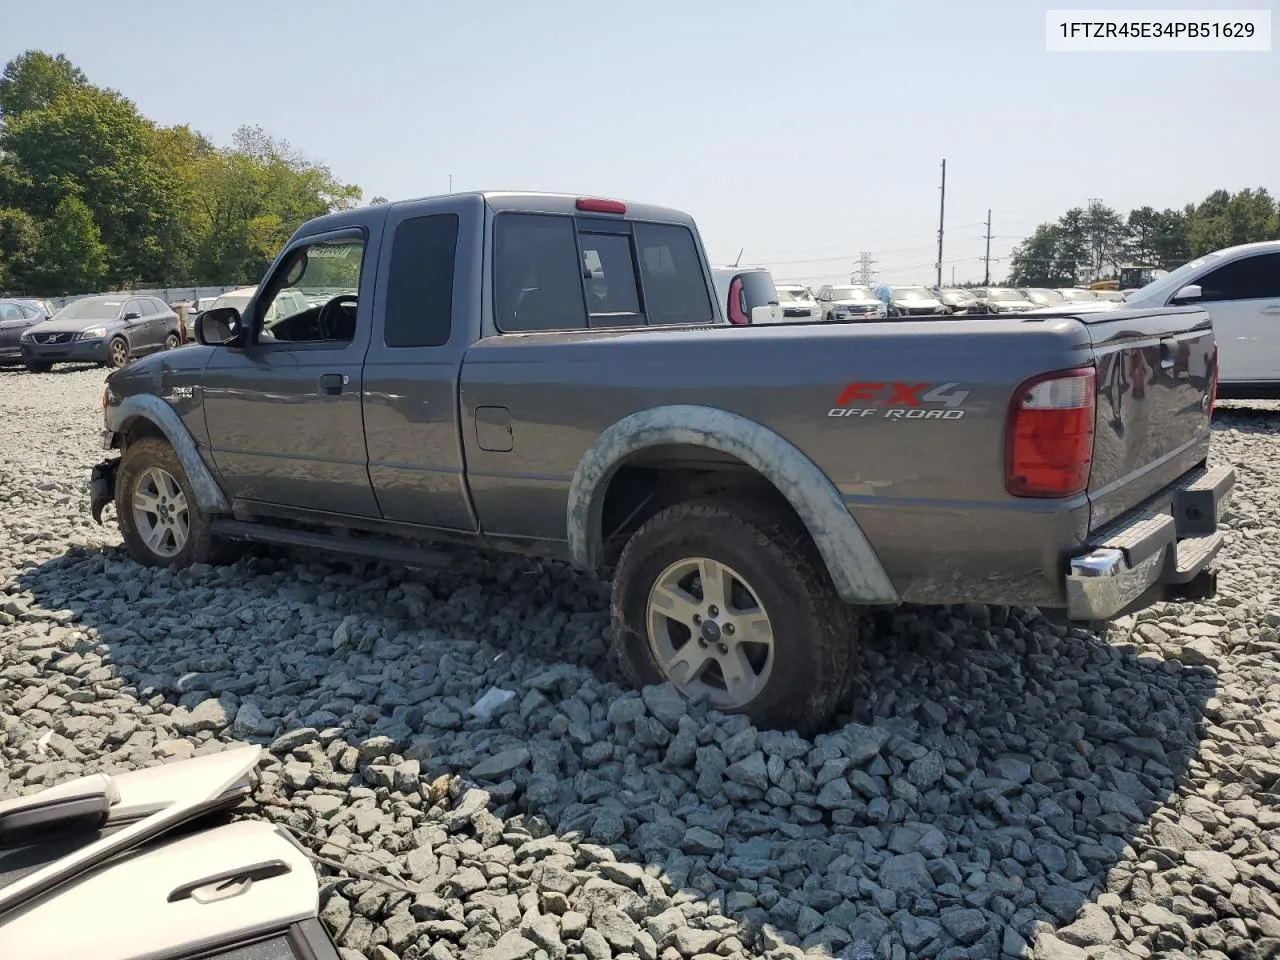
[4, 0, 1276, 285]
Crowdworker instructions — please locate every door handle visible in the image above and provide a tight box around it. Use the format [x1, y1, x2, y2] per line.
[318, 373, 348, 395]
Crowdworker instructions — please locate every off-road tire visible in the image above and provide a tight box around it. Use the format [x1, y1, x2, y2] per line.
[611, 496, 858, 734]
[23, 361, 52, 373]
[116, 437, 239, 568]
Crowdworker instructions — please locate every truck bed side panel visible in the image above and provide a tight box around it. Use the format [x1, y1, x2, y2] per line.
[459, 317, 1096, 605]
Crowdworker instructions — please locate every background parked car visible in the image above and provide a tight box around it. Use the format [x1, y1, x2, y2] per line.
[774, 283, 821, 321]
[933, 287, 982, 314]
[0, 299, 51, 362]
[19, 294, 182, 372]
[815, 283, 888, 321]
[709, 266, 783, 325]
[1058, 287, 1100, 303]
[1020, 287, 1069, 308]
[873, 284, 946, 317]
[968, 286, 1038, 313]
[1095, 240, 1280, 397]
[1094, 289, 1126, 302]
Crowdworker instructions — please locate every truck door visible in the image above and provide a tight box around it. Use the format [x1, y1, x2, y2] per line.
[362, 194, 483, 531]
[201, 227, 381, 517]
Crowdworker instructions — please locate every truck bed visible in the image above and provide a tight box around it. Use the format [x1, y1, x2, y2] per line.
[458, 306, 1216, 608]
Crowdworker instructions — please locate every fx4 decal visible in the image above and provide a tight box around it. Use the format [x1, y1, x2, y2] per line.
[828, 381, 971, 420]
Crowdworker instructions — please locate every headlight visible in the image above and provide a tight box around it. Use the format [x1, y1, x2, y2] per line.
[81, 326, 107, 338]
[20, 330, 34, 341]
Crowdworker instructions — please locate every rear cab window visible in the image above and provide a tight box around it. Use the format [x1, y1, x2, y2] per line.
[493, 212, 713, 332]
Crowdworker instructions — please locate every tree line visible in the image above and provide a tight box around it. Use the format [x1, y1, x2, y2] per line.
[1007, 189, 1279, 287]
[0, 51, 364, 296]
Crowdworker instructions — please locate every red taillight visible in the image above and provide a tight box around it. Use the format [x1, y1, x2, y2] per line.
[1005, 366, 1096, 498]
[575, 197, 626, 215]
[727, 277, 750, 325]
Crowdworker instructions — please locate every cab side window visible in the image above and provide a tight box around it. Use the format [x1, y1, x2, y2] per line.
[1196, 254, 1280, 303]
[494, 214, 588, 333]
[384, 214, 459, 347]
[261, 236, 366, 344]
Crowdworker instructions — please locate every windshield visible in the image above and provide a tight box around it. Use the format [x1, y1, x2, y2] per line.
[1027, 289, 1065, 303]
[832, 286, 874, 300]
[986, 288, 1024, 301]
[55, 298, 123, 321]
[1060, 288, 1095, 301]
[1124, 253, 1223, 302]
[893, 287, 932, 300]
[776, 287, 811, 302]
[938, 289, 974, 303]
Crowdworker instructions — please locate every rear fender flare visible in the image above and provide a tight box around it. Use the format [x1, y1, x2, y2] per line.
[566, 404, 899, 605]
[108, 395, 230, 513]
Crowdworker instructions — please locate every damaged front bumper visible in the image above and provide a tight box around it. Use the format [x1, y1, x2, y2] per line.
[1065, 462, 1235, 621]
[90, 457, 119, 524]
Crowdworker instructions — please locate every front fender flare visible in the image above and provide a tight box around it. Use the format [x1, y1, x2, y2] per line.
[107, 395, 230, 513]
[565, 404, 899, 606]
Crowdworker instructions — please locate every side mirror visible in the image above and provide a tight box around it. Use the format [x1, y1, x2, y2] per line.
[196, 307, 242, 346]
[1173, 284, 1202, 303]
[122, 311, 141, 321]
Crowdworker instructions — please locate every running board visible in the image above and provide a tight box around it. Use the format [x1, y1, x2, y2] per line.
[208, 519, 454, 569]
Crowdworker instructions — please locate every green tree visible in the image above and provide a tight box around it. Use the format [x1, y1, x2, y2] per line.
[28, 196, 106, 292]
[0, 206, 41, 290]
[0, 51, 364, 294]
[0, 84, 186, 284]
[0, 50, 87, 123]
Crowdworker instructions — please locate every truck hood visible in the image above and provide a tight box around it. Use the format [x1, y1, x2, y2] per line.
[26, 317, 123, 335]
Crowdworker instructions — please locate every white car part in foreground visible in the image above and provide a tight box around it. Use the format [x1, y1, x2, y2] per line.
[0, 746, 342, 960]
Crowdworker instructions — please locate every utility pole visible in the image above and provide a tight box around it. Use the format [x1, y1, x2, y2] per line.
[854, 251, 876, 286]
[982, 209, 992, 285]
[935, 159, 946, 288]
[951, 265, 956, 285]
[449, 174, 453, 193]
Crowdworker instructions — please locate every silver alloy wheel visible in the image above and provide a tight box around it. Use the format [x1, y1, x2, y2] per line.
[110, 338, 129, 366]
[165, 333, 180, 349]
[646, 556, 775, 709]
[131, 466, 190, 559]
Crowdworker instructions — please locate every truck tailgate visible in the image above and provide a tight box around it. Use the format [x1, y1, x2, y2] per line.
[1080, 306, 1216, 531]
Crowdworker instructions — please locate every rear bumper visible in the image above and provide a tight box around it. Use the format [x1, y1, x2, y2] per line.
[1065, 462, 1234, 620]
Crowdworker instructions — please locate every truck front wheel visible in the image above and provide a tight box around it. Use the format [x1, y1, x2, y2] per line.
[115, 437, 239, 568]
[610, 497, 858, 733]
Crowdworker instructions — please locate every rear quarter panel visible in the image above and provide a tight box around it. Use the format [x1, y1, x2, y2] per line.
[460, 316, 1098, 606]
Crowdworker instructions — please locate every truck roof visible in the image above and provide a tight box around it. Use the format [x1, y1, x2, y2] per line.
[296, 191, 699, 241]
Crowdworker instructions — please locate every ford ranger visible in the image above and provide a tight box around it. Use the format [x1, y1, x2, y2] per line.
[88, 192, 1234, 732]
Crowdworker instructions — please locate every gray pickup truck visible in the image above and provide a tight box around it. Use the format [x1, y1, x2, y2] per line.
[89, 191, 1235, 732]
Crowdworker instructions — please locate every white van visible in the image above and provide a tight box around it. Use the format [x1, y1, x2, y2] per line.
[710, 266, 783, 325]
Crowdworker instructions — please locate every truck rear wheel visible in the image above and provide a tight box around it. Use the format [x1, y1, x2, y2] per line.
[116, 437, 239, 568]
[610, 497, 858, 733]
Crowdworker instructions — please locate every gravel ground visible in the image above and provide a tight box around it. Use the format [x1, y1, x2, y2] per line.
[2, 364, 1279, 960]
